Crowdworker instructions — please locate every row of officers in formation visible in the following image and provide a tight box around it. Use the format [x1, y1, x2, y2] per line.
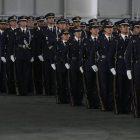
[0, 13, 140, 118]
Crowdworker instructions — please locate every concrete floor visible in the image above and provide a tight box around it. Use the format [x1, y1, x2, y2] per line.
[0, 95, 140, 140]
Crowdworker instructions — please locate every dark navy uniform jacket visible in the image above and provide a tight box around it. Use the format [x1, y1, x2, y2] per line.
[108, 35, 131, 75]
[1, 27, 15, 57]
[79, 37, 95, 71]
[37, 27, 55, 60]
[9, 28, 34, 60]
[63, 38, 82, 71]
[50, 40, 67, 73]
[90, 34, 113, 73]
[0, 34, 1, 72]
[125, 35, 140, 75]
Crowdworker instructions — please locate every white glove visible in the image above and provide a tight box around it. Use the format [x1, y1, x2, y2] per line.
[80, 67, 84, 73]
[92, 65, 98, 72]
[10, 55, 15, 62]
[65, 63, 70, 69]
[110, 68, 116, 75]
[127, 70, 132, 80]
[1, 57, 6, 63]
[51, 64, 56, 70]
[38, 55, 44, 61]
[30, 57, 34, 62]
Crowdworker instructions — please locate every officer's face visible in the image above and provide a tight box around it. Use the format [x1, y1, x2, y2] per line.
[120, 25, 129, 34]
[86, 27, 89, 31]
[74, 31, 81, 38]
[47, 17, 54, 24]
[10, 20, 17, 27]
[20, 21, 27, 28]
[134, 27, 140, 35]
[90, 28, 99, 35]
[0, 23, 6, 30]
[99, 26, 102, 31]
[66, 24, 70, 30]
[104, 28, 113, 34]
[73, 21, 81, 26]
[27, 20, 34, 29]
[113, 28, 117, 32]
[61, 34, 69, 41]
[58, 23, 66, 30]
[37, 21, 44, 27]
[81, 27, 86, 30]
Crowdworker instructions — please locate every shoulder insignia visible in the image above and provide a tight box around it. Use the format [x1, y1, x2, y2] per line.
[139, 35, 140, 38]
[84, 43, 86, 46]
[27, 30, 29, 32]
[73, 39, 76, 41]
[61, 42, 63, 44]
[47, 28, 48, 30]
[120, 37, 122, 40]
[90, 39, 92, 41]
[19, 30, 21, 32]
[69, 43, 71, 45]
[104, 37, 106, 40]
[54, 28, 55, 30]
[15, 32, 17, 35]
[10, 30, 12, 32]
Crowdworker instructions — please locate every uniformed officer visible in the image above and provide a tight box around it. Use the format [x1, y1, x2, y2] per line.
[33, 16, 45, 94]
[80, 22, 86, 30]
[27, 16, 34, 30]
[1, 16, 17, 94]
[9, 16, 34, 96]
[63, 26, 83, 106]
[125, 21, 140, 117]
[57, 18, 66, 35]
[45, 13, 57, 35]
[50, 29, 70, 103]
[79, 22, 99, 108]
[66, 19, 70, 30]
[0, 19, 7, 92]
[72, 16, 86, 38]
[37, 17, 55, 95]
[108, 19, 131, 114]
[90, 21, 114, 111]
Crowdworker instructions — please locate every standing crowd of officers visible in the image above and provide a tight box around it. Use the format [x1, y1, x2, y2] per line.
[0, 13, 140, 118]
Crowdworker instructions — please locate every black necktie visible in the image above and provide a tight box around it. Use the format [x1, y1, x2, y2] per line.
[78, 39, 80, 45]
[108, 37, 111, 44]
[23, 30, 25, 35]
[125, 36, 128, 42]
[50, 28, 52, 32]
[94, 38, 97, 44]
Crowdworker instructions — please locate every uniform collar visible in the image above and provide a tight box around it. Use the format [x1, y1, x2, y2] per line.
[0, 30, 4, 34]
[91, 35, 98, 41]
[20, 27, 27, 32]
[105, 34, 111, 41]
[48, 25, 54, 30]
[121, 34, 129, 40]
[74, 36, 81, 42]
[11, 27, 16, 30]
[38, 27, 40, 30]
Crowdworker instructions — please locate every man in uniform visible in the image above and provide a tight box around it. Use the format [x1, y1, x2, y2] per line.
[0, 19, 7, 92]
[1, 16, 17, 94]
[125, 21, 140, 117]
[9, 16, 34, 96]
[90, 21, 114, 111]
[108, 19, 131, 114]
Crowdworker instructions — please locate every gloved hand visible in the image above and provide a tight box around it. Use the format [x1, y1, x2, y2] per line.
[65, 63, 70, 69]
[10, 55, 15, 62]
[79, 67, 84, 73]
[1, 57, 6, 63]
[92, 65, 98, 72]
[30, 57, 34, 62]
[127, 70, 132, 80]
[110, 68, 116, 75]
[51, 64, 56, 70]
[38, 55, 44, 61]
